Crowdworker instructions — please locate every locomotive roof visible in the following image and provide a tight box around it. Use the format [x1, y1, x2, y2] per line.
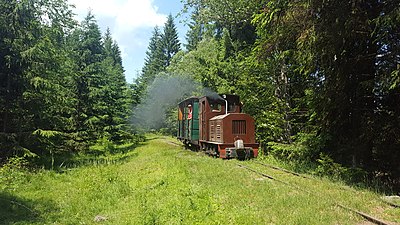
[202, 94, 240, 102]
[209, 114, 230, 120]
[178, 96, 199, 106]
[209, 113, 250, 121]
[203, 93, 238, 98]
[179, 94, 240, 106]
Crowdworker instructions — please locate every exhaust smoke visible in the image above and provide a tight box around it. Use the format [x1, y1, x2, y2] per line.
[131, 73, 219, 131]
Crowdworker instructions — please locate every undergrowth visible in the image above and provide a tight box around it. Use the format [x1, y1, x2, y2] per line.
[258, 149, 397, 195]
[264, 132, 399, 194]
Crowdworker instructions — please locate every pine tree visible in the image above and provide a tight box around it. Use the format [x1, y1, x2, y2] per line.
[103, 28, 114, 60]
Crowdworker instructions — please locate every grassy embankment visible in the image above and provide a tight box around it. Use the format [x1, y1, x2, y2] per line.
[0, 135, 399, 224]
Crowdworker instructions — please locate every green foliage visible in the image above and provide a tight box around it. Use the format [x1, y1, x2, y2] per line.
[183, 0, 261, 47]
[159, 108, 178, 136]
[267, 132, 326, 162]
[315, 153, 349, 180]
[185, 5, 204, 51]
[88, 136, 144, 156]
[88, 137, 118, 155]
[168, 0, 400, 189]
[167, 37, 226, 91]
[314, 153, 370, 186]
[0, 0, 79, 160]
[0, 1, 136, 167]
[0, 157, 29, 192]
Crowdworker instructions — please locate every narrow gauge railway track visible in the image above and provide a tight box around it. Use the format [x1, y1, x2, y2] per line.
[236, 163, 396, 225]
[252, 160, 400, 209]
[252, 161, 311, 179]
[175, 142, 398, 223]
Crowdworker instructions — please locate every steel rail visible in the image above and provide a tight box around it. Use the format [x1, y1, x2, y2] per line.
[253, 161, 311, 179]
[252, 161, 399, 209]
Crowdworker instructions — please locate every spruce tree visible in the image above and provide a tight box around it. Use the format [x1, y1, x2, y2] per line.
[0, 0, 77, 160]
[137, 14, 181, 90]
[185, 6, 204, 51]
[160, 14, 181, 67]
[100, 28, 131, 142]
[71, 12, 104, 143]
[132, 27, 164, 106]
[141, 26, 164, 84]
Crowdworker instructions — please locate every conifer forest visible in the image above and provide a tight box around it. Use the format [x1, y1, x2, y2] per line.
[1, 0, 400, 192]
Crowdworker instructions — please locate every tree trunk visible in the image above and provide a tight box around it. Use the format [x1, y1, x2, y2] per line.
[275, 63, 292, 143]
[3, 73, 10, 133]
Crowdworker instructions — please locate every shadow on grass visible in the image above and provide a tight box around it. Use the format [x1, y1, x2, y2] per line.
[0, 192, 58, 224]
[35, 141, 147, 172]
[145, 136, 160, 141]
[111, 142, 147, 154]
[62, 141, 151, 169]
[61, 153, 139, 169]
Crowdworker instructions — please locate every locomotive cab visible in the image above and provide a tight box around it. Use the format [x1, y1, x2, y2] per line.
[199, 94, 258, 159]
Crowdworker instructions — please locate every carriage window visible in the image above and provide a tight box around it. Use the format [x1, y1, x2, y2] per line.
[187, 105, 192, 119]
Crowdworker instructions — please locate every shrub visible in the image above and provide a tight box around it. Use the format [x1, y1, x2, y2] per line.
[314, 153, 368, 184]
[267, 132, 326, 161]
[0, 157, 29, 192]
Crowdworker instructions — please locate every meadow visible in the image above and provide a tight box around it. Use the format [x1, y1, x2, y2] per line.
[0, 136, 398, 224]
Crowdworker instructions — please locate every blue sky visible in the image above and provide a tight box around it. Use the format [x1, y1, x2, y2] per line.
[68, 0, 189, 83]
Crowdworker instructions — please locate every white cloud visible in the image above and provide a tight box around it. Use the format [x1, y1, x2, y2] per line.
[68, 0, 167, 38]
[67, 0, 185, 82]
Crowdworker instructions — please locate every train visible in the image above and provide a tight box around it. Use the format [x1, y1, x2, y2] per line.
[177, 94, 258, 159]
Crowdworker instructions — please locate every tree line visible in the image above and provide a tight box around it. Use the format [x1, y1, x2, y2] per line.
[0, 0, 133, 165]
[137, 0, 400, 189]
[1, 0, 399, 189]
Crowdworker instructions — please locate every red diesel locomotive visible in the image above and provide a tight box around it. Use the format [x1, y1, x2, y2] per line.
[177, 94, 258, 159]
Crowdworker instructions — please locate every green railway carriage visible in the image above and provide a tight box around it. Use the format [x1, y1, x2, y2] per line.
[177, 97, 200, 148]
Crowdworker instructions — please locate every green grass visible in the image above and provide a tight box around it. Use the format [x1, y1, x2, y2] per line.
[0, 135, 399, 224]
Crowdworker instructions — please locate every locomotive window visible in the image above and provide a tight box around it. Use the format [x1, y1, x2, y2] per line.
[232, 120, 246, 135]
[228, 103, 237, 112]
[210, 103, 221, 112]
